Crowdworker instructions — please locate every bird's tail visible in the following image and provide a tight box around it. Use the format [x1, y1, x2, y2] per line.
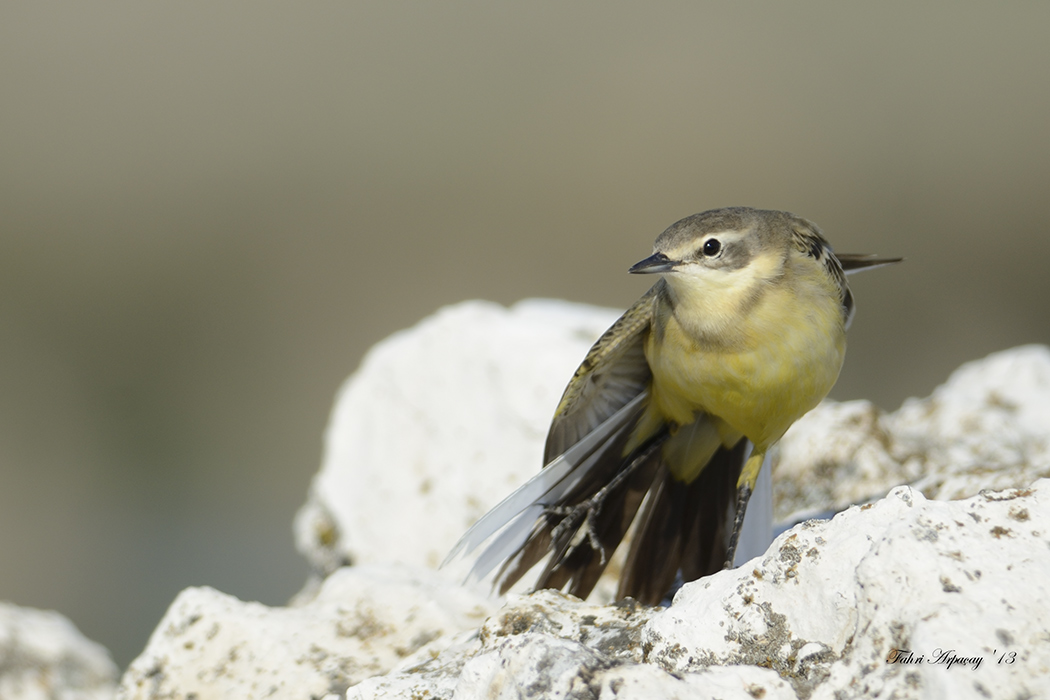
[617, 439, 747, 603]
[444, 393, 748, 605]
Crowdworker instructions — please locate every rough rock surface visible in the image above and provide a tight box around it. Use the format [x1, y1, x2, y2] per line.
[348, 587, 797, 700]
[114, 300, 1050, 699]
[118, 565, 497, 699]
[350, 483, 1050, 699]
[646, 483, 1050, 700]
[773, 344, 1050, 522]
[120, 482, 1050, 699]
[0, 602, 117, 700]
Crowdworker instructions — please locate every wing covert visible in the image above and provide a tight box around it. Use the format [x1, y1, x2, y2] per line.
[543, 282, 660, 463]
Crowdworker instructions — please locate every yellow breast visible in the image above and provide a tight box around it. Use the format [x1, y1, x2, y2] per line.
[645, 265, 846, 452]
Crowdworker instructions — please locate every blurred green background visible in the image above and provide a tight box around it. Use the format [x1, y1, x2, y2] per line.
[1, 2, 1048, 668]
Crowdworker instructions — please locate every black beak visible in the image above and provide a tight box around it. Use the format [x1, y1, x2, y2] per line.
[629, 252, 676, 274]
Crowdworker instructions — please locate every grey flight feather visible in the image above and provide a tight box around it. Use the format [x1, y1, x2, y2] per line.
[443, 391, 648, 574]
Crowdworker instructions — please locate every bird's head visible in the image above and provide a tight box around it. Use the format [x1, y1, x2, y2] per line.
[629, 207, 817, 304]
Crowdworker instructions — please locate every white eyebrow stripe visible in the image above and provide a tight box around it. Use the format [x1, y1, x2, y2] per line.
[699, 230, 748, 243]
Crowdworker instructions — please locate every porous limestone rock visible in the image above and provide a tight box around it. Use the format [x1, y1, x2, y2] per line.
[120, 483, 1050, 698]
[0, 602, 117, 700]
[317, 482, 1050, 699]
[117, 297, 1050, 699]
[773, 345, 1050, 522]
[118, 565, 497, 699]
[346, 588, 795, 700]
[645, 482, 1050, 700]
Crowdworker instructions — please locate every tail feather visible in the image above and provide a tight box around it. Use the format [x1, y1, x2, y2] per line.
[681, 439, 748, 579]
[443, 393, 647, 573]
[617, 440, 747, 605]
[466, 505, 544, 583]
[493, 515, 555, 592]
[837, 253, 903, 274]
[492, 416, 665, 595]
[448, 395, 750, 605]
[530, 443, 663, 599]
[615, 467, 683, 605]
[470, 426, 627, 585]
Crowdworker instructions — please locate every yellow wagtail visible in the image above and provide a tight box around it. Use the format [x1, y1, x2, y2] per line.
[447, 207, 900, 604]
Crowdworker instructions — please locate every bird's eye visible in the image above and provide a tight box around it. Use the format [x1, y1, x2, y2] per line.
[702, 238, 721, 257]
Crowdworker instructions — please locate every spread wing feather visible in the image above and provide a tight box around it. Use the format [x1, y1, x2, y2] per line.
[543, 283, 660, 462]
[444, 285, 660, 589]
[443, 392, 647, 577]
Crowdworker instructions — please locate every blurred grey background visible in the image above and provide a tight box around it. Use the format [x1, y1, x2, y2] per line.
[1, 2, 1047, 667]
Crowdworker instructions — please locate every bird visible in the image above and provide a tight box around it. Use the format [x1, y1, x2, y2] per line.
[445, 206, 900, 605]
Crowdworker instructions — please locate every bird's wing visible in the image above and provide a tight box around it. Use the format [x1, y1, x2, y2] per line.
[441, 283, 657, 581]
[837, 253, 903, 274]
[442, 391, 649, 582]
[543, 281, 659, 463]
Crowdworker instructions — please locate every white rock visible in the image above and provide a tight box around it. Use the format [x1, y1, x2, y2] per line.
[891, 344, 1050, 498]
[345, 585, 799, 700]
[119, 564, 498, 700]
[645, 481, 1050, 700]
[290, 484, 1050, 699]
[295, 300, 621, 575]
[327, 483, 1050, 698]
[773, 345, 1050, 522]
[455, 634, 608, 699]
[595, 663, 795, 700]
[772, 399, 913, 521]
[0, 602, 117, 700]
[119, 297, 1050, 699]
[348, 589, 653, 699]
